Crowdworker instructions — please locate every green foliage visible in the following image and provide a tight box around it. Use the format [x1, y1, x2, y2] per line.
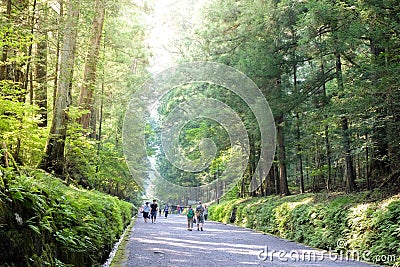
[0, 168, 133, 266]
[209, 192, 400, 266]
[181, 0, 400, 195]
[0, 86, 47, 166]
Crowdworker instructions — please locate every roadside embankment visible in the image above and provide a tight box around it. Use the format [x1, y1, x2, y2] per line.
[0, 169, 134, 267]
[209, 192, 400, 266]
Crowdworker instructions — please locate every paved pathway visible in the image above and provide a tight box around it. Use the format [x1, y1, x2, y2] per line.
[124, 214, 381, 267]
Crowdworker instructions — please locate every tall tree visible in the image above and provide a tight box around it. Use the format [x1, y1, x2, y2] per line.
[78, 0, 105, 136]
[0, 0, 12, 81]
[40, 0, 80, 174]
[35, 1, 48, 127]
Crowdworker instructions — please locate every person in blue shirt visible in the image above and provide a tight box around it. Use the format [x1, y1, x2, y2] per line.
[164, 204, 170, 218]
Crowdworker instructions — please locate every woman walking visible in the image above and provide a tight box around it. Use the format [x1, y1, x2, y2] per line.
[143, 202, 150, 223]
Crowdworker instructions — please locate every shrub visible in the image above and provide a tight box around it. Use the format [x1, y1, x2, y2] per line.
[209, 192, 400, 266]
[0, 169, 133, 266]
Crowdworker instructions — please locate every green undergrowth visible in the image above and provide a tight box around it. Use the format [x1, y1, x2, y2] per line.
[209, 192, 400, 266]
[0, 168, 134, 267]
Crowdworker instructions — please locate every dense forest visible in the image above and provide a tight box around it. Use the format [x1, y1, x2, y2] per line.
[145, 0, 400, 203]
[0, 0, 400, 266]
[0, 0, 148, 199]
[0, 0, 148, 265]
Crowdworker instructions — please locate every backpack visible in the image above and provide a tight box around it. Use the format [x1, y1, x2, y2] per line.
[187, 209, 194, 218]
[195, 205, 204, 217]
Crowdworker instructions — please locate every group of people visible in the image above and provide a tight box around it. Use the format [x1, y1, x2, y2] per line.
[186, 201, 208, 231]
[140, 200, 156, 223]
[140, 199, 171, 223]
[139, 200, 209, 231]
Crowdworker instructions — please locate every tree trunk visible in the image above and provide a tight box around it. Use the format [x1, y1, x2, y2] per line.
[258, 160, 264, 196]
[369, 39, 390, 176]
[335, 48, 356, 192]
[325, 122, 332, 190]
[292, 56, 305, 194]
[341, 116, 356, 192]
[78, 0, 105, 132]
[53, 0, 63, 109]
[293, 57, 304, 194]
[40, 0, 80, 174]
[274, 162, 280, 195]
[365, 133, 371, 189]
[24, 0, 36, 94]
[276, 115, 290, 196]
[35, 1, 48, 127]
[319, 58, 332, 192]
[0, 0, 11, 81]
[295, 113, 305, 193]
[250, 143, 257, 196]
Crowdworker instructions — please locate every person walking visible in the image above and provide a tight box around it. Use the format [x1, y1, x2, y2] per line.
[159, 205, 162, 217]
[150, 199, 158, 223]
[143, 202, 150, 223]
[195, 201, 205, 231]
[186, 205, 195, 231]
[164, 204, 170, 218]
[204, 205, 208, 221]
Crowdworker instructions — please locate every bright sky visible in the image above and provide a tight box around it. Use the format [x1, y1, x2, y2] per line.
[143, 0, 207, 73]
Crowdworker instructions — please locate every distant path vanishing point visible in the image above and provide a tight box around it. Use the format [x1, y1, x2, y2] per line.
[123, 214, 382, 267]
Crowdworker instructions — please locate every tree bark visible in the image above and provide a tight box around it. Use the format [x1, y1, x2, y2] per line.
[35, 1, 48, 127]
[341, 116, 356, 192]
[320, 58, 332, 192]
[78, 0, 105, 132]
[40, 0, 80, 174]
[334, 49, 356, 192]
[0, 0, 11, 81]
[293, 58, 304, 194]
[53, 1, 63, 109]
[276, 115, 290, 196]
[295, 113, 305, 193]
[325, 122, 332, 190]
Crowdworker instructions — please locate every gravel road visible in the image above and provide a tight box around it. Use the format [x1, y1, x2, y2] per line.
[123, 214, 382, 267]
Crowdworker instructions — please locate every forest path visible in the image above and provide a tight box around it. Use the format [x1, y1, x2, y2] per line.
[122, 214, 381, 267]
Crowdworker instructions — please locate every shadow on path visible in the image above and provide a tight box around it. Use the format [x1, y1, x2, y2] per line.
[124, 214, 381, 267]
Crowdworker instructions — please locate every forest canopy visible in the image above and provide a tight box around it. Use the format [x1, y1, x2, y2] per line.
[1, 0, 399, 203]
[0, 0, 149, 201]
[142, 0, 400, 203]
